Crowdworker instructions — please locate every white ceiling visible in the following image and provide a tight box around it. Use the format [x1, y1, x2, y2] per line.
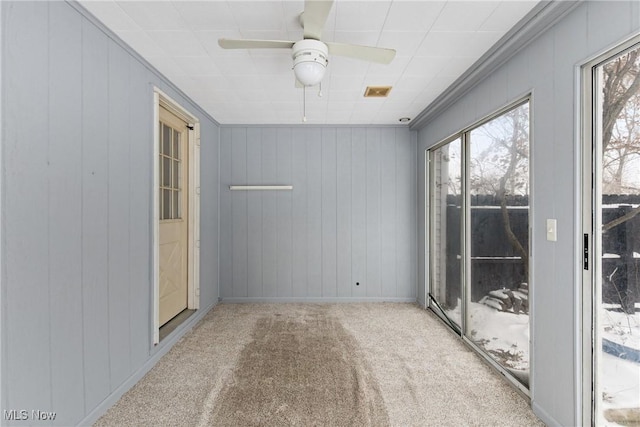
[79, 0, 539, 125]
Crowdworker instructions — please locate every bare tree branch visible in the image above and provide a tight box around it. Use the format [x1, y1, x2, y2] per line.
[497, 112, 529, 280]
[602, 204, 640, 232]
[603, 50, 640, 152]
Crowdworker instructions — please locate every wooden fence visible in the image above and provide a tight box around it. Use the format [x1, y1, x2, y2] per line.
[441, 195, 639, 312]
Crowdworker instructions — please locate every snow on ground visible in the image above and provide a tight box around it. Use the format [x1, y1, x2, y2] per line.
[601, 307, 640, 350]
[601, 352, 640, 412]
[603, 253, 622, 259]
[443, 300, 639, 415]
[602, 204, 640, 208]
[445, 301, 530, 371]
[467, 302, 530, 371]
[600, 307, 639, 419]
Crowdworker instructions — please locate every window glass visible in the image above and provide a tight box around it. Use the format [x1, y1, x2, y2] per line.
[429, 138, 463, 329]
[467, 102, 530, 387]
[595, 44, 640, 425]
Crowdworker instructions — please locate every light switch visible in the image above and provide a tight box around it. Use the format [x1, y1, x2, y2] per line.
[546, 219, 557, 242]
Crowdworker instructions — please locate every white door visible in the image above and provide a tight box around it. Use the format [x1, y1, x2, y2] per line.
[158, 105, 189, 326]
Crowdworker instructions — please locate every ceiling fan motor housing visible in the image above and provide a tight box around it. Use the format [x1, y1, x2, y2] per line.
[292, 39, 329, 86]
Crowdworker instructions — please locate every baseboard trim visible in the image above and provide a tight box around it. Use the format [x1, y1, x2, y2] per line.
[219, 297, 417, 304]
[77, 300, 218, 427]
[532, 400, 562, 427]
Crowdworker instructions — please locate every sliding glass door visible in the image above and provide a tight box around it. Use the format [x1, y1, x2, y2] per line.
[429, 138, 463, 329]
[467, 102, 530, 387]
[585, 38, 640, 426]
[428, 99, 531, 390]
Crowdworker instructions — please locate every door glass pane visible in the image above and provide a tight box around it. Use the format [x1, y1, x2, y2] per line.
[596, 44, 640, 426]
[174, 130, 180, 160]
[162, 123, 171, 156]
[163, 189, 171, 220]
[429, 138, 463, 328]
[173, 159, 180, 189]
[468, 102, 530, 387]
[163, 157, 171, 187]
[173, 189, 180, 219]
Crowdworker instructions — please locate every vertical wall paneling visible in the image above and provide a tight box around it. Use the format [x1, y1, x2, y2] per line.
[246, 128, 263, 297]
[199, 119, 220, 306]
[488, 68, 509, 114]
[417, 131, 426, 307]
[276, 129, 293, 297]
[219, 126, 416, 301]
[506, 51, 530, 101]
[219, 129, 233, 297]
[261, 129, 278, 297]
[526, 29, 555, 354]
[2, 2, 222, 424]
[351, 128, 367, 298]
[321, 129, 337, 297]
[306, 129, 322, 297]
[366, 129, 382, 297]
[48, 4, 85, 423]
[0, 0, 3, 414]
[291, 129, 308, 297]
[231, 128, 248, 297]
[336, 129, 353, 297]
[107, 39, 132, 389]
[128, 55, 151, 368]
[81, 17, 111, 412]
[544, 14, 583, 420]
[380, 128, 397, 297]
[4, 1, 52, 412]
[397, 128, 414, 298]
[587, 1, 633, 53]
[410, 130, 418, 298]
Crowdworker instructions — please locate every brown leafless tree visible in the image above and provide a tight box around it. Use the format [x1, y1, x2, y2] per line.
[602, 49, 640, 231]
[473, 105, 530, 281]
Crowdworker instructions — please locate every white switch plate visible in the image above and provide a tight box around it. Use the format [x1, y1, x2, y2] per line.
[546, 219, 557, 241]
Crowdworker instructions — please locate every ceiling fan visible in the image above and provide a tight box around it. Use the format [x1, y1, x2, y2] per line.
[218, 0, 396, 87]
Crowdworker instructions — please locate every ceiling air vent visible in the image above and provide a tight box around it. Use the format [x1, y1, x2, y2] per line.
[364, 86, 392, 98]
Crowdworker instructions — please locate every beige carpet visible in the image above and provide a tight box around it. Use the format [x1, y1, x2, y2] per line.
[95, 303, 544, 427]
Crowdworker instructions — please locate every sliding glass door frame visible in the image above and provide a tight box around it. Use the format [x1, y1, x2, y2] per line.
[426, 135, 466, 335]
[581, 34, 640, 427]
[581, 46, 597, 427]
[427, 95, 532, 397]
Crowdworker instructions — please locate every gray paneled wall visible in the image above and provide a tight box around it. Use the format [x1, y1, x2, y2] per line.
[220, 126, 417, 301]
[416, 2, 640, 426]
[1, 2, 220, 425]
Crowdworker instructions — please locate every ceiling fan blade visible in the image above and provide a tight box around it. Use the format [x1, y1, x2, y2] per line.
[218, 38, 295, 50]
[326, 41, 396, 64]
[302, 0, 334, 40]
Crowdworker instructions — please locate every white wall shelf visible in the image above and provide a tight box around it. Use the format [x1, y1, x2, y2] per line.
[229, 185, 293, 191]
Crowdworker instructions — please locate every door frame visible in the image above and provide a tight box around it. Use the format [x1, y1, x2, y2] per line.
[580, 33, 640, 426]
[152, 88, 201, 345]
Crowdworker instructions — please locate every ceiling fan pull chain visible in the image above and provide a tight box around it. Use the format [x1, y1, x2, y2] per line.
[302, 85, 307, 123]
[318, 82, 323, 98]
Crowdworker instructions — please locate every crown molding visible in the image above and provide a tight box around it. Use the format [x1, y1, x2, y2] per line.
[410, 1, 582, 130]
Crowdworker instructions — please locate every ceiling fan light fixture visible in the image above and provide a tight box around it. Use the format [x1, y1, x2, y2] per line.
[292, 39, 328, 86]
